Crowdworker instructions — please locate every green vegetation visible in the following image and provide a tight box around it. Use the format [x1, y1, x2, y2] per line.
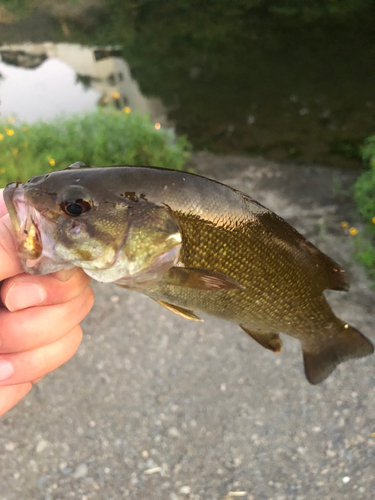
[353, 137, 375, 279]
[0, 107, 191, 187]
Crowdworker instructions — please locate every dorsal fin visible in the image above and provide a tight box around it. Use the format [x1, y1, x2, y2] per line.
[255, 212, 349, 292]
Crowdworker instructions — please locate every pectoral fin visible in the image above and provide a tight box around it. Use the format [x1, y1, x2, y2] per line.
[166, 267, 244, 291]
[155, 300, 203, 322]
[240, 325, 282, 353]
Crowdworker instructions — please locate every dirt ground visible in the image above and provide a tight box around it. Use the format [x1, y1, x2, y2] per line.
[0, 154, 374, 500]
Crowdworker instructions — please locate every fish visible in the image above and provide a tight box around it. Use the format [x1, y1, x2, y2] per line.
[4, 162, 374, 384]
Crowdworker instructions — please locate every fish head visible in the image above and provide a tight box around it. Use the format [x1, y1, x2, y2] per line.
[4, 168, 182, 287]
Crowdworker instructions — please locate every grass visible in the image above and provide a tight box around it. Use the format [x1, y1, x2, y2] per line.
[353, 136, 375, 281]
[0, 107, 191, 188]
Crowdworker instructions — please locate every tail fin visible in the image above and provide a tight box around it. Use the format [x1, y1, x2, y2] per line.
[303, 324, 374, 385]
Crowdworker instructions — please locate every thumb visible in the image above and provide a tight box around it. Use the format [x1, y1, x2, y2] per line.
[0, 212, 23, 281]
[0, 189, 7, 218]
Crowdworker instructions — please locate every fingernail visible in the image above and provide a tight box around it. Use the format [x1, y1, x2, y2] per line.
[53, 268, 78, 282]
[0, 360, 14, 382]
[5, 282, 46, 312]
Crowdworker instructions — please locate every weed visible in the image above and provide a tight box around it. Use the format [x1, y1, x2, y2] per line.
[352, 136, 375, 280]
[0, 107, 191, 187]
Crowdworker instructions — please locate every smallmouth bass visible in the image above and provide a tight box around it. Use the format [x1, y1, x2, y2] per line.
[4, 162, 374, 384]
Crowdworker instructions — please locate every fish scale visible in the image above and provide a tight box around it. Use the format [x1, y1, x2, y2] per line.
[148, 211, 330, 332]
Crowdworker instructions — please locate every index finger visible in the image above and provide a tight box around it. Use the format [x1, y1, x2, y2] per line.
[0, 189, 7, 218]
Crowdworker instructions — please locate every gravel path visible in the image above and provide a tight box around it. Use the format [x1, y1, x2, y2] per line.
[1, 155, 374, 500]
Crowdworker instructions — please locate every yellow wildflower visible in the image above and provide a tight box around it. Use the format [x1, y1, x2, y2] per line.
[49, 158, 56, 167]
[7, 117, 15, 123]
[154, 122, 161, 130]
[12, 148, 18, 155]
[0, 168, 5, 174]
[0, 134, 4, 141]
[111, 91, 120, 99]
[123, 106, 131, 114]
[372, 217, 375, 224]
[340, 221, 348, 228]
[349, 227, 358, 235]
[6, 129, 14, 136]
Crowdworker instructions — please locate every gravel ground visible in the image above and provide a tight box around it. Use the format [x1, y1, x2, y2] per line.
[1, 154, 374, 500]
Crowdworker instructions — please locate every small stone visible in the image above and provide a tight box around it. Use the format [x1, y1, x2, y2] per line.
[220, 383, 227, 392]
[168, 427, 180, 438]
[5, 442, 16, 451]
[89, 420, 96, 428]
[72, 463, 88, 478]
[180, 486, 191, 494]
[37, 476, 47, 487]
[28, 460, 38, 472]
[130, 473, 138, 485]
[61, 466, 73, 475]
[141, 450, 149, 459]
[342, 476, 350, 484]
[104, 467, 110, 474]
[111, 295, 120, 303]
[170, 494, 180, 500]
[36, 439, 49, 453]
[144, 467, 162, 475]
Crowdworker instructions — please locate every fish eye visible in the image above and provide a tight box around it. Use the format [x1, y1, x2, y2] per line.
[61, 199, 92, 217]
[59, 186, 93, 217]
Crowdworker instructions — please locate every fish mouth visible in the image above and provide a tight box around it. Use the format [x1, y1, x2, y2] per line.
[4, 183, 74, 274]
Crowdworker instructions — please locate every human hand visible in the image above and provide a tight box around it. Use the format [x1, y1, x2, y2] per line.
[0, 189, 94, 417]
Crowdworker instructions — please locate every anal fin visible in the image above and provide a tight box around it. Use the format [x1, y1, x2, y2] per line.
[240, 325, 282, 353]
[155, 299, 203, 322]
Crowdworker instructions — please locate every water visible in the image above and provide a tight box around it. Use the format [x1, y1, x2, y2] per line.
[0, 43, 168, 127]
[0, 1, 374, 168]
